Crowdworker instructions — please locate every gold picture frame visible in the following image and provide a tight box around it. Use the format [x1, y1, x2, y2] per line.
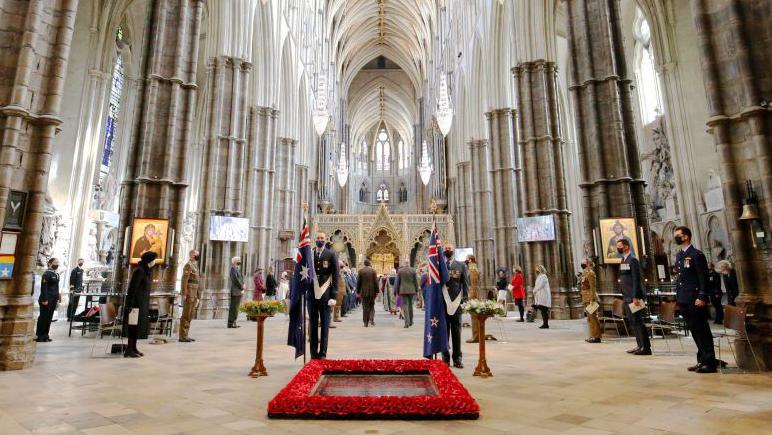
[129, 218, 169, 265]
[599, 218, 639, 264]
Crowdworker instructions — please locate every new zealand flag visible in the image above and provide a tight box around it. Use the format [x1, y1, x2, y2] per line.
[287, 216, 314, 358]
[423, 219, 450, 358]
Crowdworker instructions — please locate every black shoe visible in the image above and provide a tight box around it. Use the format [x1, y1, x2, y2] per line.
[717, 359, 728, 368]
[179, 337, 194, 343]
[453, 362, 464, 369]
[516, 319, 524, 322]
[35, 338, 47, 343]
[329, 324, 337, 328]
[633, 349, 652, 355]
[466, 339, 479, 343]
[585, 338, 601, 343]
[123, 351, 140, 358]
[539, 324, 549, 329]
[687, 364, 702, 372]
[627, 347, 641, 354]
[696, 365, 718, 373]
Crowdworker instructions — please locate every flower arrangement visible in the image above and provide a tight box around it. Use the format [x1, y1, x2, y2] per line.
[267, 359, 479, 419]
[240, 299, 287, 319]
[461, 299, 505, 317]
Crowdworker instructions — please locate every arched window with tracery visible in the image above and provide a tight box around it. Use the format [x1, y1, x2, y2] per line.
[634, 11, 662, 125]
[376, 183, 390, 202]
[375, 127, 390, 171]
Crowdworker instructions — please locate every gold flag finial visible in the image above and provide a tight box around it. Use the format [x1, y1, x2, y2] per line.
[430, 198, 438, 214]
[303, 201, 309, 212]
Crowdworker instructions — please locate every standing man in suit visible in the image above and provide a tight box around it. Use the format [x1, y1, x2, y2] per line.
[179, 249, 200, 342]
[441, 243, 469, 368]
[394, 260, 419, 328]
[357, 259, 379, 327]
[67, 258, 84, 321]
[617, 239, 651, 355]
[309, 232, 339, 359]
[228, 256, 244, 328]
[707, 263, 724, 325]
[674, 226, 718, 373]
[37, 258, 62, 343]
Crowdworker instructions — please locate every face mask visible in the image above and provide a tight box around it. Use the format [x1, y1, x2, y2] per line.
[674, 235, 684, 245]
[316, 240, 325, 248]
[77, 262, 83, 267]
[51, 264, 59, 270]
[617, 247, 624, 254]
[194, 255, 199, 261]
[236, 262, 241, 266]
[580, 264, 587, 269]
[148, 259, 157, 268]
[443, 251, 454, 259]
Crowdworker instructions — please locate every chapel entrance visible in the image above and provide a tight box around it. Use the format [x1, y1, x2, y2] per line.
[366, 229, 400, 276]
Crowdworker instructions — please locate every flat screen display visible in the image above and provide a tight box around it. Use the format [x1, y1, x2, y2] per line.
[517, 215, 556, 242]
[454, 247, 474, 262]
[209, 216, 249, 242]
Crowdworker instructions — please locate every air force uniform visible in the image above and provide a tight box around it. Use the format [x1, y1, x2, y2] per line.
[675, 245, 716, 369]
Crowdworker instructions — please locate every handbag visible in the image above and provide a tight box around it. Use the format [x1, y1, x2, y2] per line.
[128, 308, 139, 326]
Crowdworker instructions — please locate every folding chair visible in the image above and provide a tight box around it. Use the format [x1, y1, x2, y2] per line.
[714, 305, 763, 372]
[645, 301, 684, 353]
[90, 303, 123, 357]
[599, 299, 629, 340]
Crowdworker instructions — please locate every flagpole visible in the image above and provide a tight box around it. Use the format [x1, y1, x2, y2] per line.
[302, 202, 309, 365]
[430, 198, 438, 361]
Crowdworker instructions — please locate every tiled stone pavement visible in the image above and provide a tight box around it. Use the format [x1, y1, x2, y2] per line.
[1, 308, 770, 434]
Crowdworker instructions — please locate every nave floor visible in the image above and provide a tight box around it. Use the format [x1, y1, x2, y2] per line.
[1, 307, 770, 435]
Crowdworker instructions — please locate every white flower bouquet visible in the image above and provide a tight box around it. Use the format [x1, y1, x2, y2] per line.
[461, 299, 505, 316]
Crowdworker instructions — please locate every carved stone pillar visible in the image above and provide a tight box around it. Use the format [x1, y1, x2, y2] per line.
[691, 0, 771, 369]
[115, 0, 204, 286]
[565, 0, 651, 288]
[246, 106, 278, 276]
[469, 140, 496, 288]
[513, 60, 575, 305]
[0, 0, 78, 370]
[486, 109, 520, 272]
[454, 162, 472, 247]
[274, 137, 297, 260]
[195, 56, 251, 300]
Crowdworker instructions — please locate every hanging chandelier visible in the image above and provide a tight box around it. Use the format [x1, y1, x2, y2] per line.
[418, 140, 433, 186]
[313, 74, 330, 136]
[435, 72, 453, 137]
[337, 142, 348, 187]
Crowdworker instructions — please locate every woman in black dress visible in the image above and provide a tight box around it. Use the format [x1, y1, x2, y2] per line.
[124, 251, 157, 358]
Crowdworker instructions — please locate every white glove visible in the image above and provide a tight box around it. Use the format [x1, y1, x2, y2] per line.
[327, 299, 337, 307]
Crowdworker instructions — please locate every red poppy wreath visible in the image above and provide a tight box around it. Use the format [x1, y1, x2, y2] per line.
[268, 359, 479, 419]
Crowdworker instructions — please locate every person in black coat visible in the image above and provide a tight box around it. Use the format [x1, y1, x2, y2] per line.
[717, 260, 739, 306]
[36, 258, 62, 343]
[617, 239, 651, 355]
[674, 226, 717, 373]
[265, 267, 278, 300]
[123, 251, 157, 358]
[309, 232, 339, 359]
[707, 263, 724, 324]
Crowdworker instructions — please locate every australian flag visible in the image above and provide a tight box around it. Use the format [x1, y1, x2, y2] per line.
[287, 216, 314, 358]
[423, 219, 450, 359]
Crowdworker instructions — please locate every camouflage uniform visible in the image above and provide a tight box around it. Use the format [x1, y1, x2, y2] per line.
[179, 261, 199, 340]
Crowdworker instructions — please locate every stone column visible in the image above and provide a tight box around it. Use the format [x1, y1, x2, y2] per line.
[0, 0, 78, 370]
[274, 137, 297, 261]
[454, 162, 472, 247]
[486, 109, 520, 272]
[246, 106, 278, 277]
[513, 60, 576, 318]
[565, 0, 651, 288]
[115, 0, 204, 286]
[469, 140, 496, 288]
[195, 56, 250, 306]
[690, 0, 771, 369]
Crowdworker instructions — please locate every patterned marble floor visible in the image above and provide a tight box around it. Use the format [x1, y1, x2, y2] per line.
[1, 307, 770, 435]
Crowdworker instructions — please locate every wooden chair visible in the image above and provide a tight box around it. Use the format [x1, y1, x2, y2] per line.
[599, 299, 629, 340]
[645, 301, 684, 353]
[714, 305, 763, 372]
[90, 303, 123, 357]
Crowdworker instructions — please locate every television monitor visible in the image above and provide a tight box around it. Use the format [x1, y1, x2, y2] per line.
[454, 247, 474, 262]
[209, 216, 249, 242]
[517, 215, 556, 242]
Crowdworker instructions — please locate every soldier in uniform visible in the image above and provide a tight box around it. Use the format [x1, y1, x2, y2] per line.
[36, 258, 62, 343]
[673, 226, 718, 373]
[617, 239, 651, 355]
[441, 243, 469, 368]
[579, 258, 601, 343]
[179, 249, 200, 342]
[67, 258, 84, 321]
[310, 232, 339, 359]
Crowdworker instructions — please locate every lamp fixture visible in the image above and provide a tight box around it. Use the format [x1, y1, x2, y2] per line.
[435, 72, 453, 136]
[313, 74, 330, 136]
[337, 142, 349, 187]
[418, 140, 433, 186]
